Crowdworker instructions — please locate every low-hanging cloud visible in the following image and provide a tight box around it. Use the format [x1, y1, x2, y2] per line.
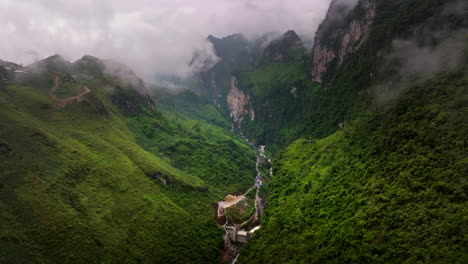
[374, 29, 468, 105]
[390, 34, 466, 78]
[0, 0, 332, 81]
[333, 0, 360, 10]
[373, 0, 468, 105]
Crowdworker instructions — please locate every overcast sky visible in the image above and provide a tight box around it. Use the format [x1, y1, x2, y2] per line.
[0, 0, 332, 79]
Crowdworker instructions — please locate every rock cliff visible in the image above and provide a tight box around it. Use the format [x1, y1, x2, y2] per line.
[311, 0, 376, 83]
[226, 76, 254, 129]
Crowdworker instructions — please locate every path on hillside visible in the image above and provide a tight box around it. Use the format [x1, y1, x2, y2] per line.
[217, 145, 272, 263]
[49, 75, 91, 107]
[217, 184, 256, 218]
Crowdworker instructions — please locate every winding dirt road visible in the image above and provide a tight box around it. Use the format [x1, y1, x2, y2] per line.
[50, 75, 91, 107]
[217, 145, 272, 263]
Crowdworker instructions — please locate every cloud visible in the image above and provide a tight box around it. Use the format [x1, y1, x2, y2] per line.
[372, 0, 468, 105]
[374, 29, 468, 105]
[390, 33, 466, 78]
[334, 0, 359, 9]
[0, 0, 332, 81]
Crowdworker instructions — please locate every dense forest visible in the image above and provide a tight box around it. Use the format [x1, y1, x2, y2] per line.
[236, 0, 468, 262]
[0, 0, 466, 263]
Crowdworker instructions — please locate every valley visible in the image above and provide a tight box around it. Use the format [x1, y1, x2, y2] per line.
[216, 145, 271, 263]
[0, 56, 257, 263]
[0, 0, 467, 263]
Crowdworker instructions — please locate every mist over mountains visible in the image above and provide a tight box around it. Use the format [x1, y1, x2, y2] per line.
[0, 0, 332, 80]
[0, 0, 467, 263]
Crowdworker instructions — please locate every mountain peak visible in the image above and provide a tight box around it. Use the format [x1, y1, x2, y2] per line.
[260, 30, 304, 63]
[206, 33, 250, 65]
[207, 33, 245, 42]
[44, 54, 70, 66]
[46, 54, 65, 60]
[282, 30, 301, 42]
[31, 54, 73, 73]
[79, 55, 102, 63]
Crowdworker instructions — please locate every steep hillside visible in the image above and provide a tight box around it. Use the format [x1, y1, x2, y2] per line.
[130, 87, 257, 194]
[259, 30, 305, 64]
[0, 56, 256, 263]
[1, 0, 467, 262]
[196, 34, 254, 109]
[196, 33, 278, 117]
[197, 30, 317, 153]
[238, 0, 468, 262]
[239, 70, 468, 263]
[311, 0, 376, 83]
[200, 0, 468, 156]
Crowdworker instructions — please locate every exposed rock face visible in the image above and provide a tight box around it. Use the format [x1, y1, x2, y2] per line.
[226, 76, 254, 129]
[194, 34, 254, 108]
[195, 33, 277, 108]
[311, 0, 376, 83]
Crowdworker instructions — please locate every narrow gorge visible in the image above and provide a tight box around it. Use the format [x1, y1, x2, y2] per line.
[214, 144, 271, 263]
[0, 0, 467, 263]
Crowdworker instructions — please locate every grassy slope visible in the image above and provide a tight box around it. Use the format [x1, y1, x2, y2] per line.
[0, 71, 255, 263]
[239, 69, 468, 264]
[128, 88, 256, 195]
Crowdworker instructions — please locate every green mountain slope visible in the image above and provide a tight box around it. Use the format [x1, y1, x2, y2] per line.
[0, 56, 256, 263]
[200, 30, 319, 153]
[236, 0, 468, 262]
[1, 0, 467, 262]
[239, 71, 468, 263]
[128, 87, 256, 194]
[235, 57, 319, 153]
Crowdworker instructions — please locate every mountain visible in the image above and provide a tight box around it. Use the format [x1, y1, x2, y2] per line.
[207, 34, 251, 67]
[196, 33, 263, 111]
[1, 0, 467, 262]
[0, 60, 26, 86]
[0, 55, 257, 263]
[260, 30, 305, 64]
[311, 0, 376, 83]
[237, 0, 468, 262]
[195, 30, 316, 153]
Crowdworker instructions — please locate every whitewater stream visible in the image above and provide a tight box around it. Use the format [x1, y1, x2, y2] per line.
[215, 145, 272, 263]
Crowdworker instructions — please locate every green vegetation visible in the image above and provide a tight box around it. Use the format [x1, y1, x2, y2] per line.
[234, 0, 468, 262]
[1, 0, 467, 263]
[127, 88, 256, 194]
[225, 199, 255, 224]
[239, 71, 468, 263]
[235, 60, 320, 153]
[259, 30, 305, 64]
[0, 62, 256, 263]
[230, 0, 468, 156]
